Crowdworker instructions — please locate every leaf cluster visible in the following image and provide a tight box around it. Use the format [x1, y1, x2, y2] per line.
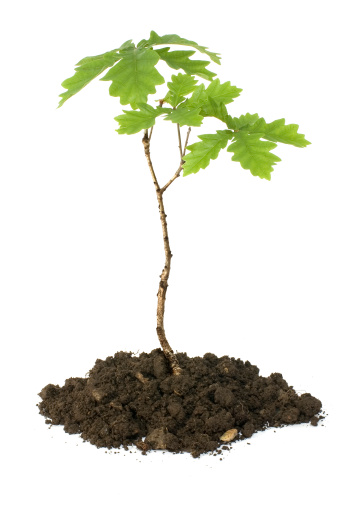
[59, 31, 310, 180]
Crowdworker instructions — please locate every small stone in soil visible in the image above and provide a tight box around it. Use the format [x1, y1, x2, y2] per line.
[220, 429, 238, 443]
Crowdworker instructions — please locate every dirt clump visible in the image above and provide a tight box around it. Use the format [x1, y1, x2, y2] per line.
[38, 349, 322, 457]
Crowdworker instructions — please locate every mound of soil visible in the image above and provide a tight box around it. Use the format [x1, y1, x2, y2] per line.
[38, 349, 322, 457]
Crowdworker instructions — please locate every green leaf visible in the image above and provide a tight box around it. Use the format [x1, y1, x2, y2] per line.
[101, 47, 165, 108]
[243, 118, 311, 147]
[182, 80, 241, 123]
[118, 39, 135, 51]
[200, 96, 228, 122]
[165, 73, 198, 107]
[225, 113, 259, 130]
[227, 131, 281, 180]
[182, 130, 233, 175]
[114, 104, 170, 135]
[184, 84, 207, 107]
[155, 48, 216, 81]
[204, 79, 242, 105]
[185, 79, 241, 112]
[58, 50, 121, 107]
[138, 30, 221, 64]
[164, 106, 203, 127]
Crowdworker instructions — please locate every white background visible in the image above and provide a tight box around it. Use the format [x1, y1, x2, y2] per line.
[0, 0, 336, 506]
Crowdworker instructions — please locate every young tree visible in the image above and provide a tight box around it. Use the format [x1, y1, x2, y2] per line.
[59, 31, 310, 375]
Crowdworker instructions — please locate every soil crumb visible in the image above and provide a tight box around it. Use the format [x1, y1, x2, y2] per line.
[38, 349, 322, 457]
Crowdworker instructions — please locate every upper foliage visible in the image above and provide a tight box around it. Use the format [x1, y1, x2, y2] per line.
[58, 32, 218, 109]
[58, 31, 310, 179]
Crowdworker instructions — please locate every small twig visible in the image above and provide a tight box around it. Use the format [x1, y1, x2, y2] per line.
[177, 124, 183, 160]
[183, 126, 191, 157]
[161, 127, 191, 194]
[149, 126, 154, 142]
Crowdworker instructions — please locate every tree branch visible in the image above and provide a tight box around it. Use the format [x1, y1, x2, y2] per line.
[161, 127, 191, 194]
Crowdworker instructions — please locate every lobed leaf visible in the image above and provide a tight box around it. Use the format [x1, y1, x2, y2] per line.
[101, 47, 165, 109]
[204, 79, 242, 105]
[200, 97, 228, 122]
[117, 39, 135, 51]
[182, 130, 233, 175]
[114, 104, 170, 134]
[184, 80, 241, 121]
[138, 31, 221, 64]
[184, 84, 207, 107]
[58, 51, 121, 108]
[242, 118, 311, 147]
[227, 131, 281, 180]
[225, 113, 259, 130]
[155, 48, 216, 81]
[164, 107, 203, 127]
[165, 73, 198, 108]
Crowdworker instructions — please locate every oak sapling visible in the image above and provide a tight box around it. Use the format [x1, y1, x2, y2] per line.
[58, 31, 310, 376]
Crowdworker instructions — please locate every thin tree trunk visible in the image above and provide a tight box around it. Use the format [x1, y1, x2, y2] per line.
[142, 130, 182, 375]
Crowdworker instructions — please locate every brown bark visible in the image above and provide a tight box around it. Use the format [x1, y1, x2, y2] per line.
[161, 127, 191, 193]
[142, 130, 182, 376]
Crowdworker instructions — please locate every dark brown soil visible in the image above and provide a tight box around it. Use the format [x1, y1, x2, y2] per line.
[38, 349, 322, 457]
